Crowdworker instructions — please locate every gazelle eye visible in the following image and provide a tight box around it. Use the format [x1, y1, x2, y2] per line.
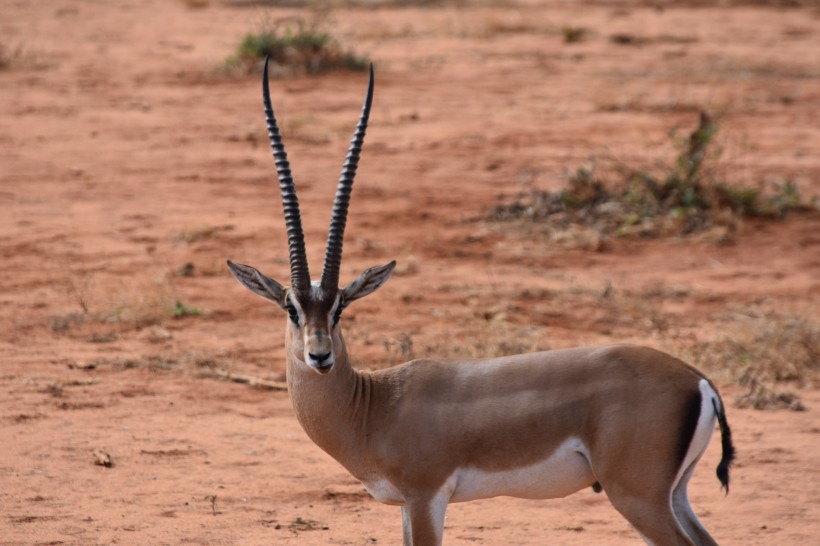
[286, 304, 299, 324]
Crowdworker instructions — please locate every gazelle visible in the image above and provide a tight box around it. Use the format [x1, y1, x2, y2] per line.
[227, 58, 735, 546]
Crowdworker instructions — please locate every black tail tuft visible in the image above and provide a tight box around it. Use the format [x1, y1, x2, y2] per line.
[712, 397, 735, 494]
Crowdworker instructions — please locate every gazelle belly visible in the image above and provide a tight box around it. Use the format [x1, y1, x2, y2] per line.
[363, 478, 405, 505]
[450, 437, 594, 502]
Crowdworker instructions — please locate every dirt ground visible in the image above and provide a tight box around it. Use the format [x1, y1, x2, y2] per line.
[1, 1, 819, 544]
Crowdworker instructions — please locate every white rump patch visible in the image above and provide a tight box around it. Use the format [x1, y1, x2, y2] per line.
[673, 379, 718, 490]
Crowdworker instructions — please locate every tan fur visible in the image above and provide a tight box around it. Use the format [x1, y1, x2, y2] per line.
[280, 312, 723, 545]
[289, 336, 694, 486]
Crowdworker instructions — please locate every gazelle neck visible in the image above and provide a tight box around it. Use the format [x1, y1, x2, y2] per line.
[285, 331, 374, 474]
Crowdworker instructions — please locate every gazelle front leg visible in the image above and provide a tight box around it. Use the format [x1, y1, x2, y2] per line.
[401, 491, 450, 546]
[401, 505, 412, 545]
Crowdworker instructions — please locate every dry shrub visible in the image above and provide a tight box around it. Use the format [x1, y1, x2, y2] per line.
[225, 15, 368, 76]
[487, 113, 816, 244]
[685, 313, 818, 411]
[735, 371, 805, 411]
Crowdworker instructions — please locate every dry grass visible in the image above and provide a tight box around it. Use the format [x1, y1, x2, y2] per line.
[681, 312, 818, 411]
[0, 42, 41, 71]
[561, 26, 587, 44]
[105, 277, 178, 327]
[0, 42, 18, 70]
[172, 224, 235, 244]
[688, 313, 818, 385]
[49, 271, 205, 336]
[178, 0, 209, 8]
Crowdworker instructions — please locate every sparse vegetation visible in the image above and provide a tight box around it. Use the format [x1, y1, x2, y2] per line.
[172, 224, 234, 244]
[107, 277, 179, 327]
[0, 41, 34, 70]
[0, 42, 16, 70]
[488, 112, 816, 242]
[173, 301, 203, 318]
[178, 0, 209, 8]
[562, 26, 586, 43]
[50, 273, 205, 335]
[682, 312, 818, 411]
[734, 374, 805, 411]
[225, 16, 368, 76]
[706, 314, 817, 384]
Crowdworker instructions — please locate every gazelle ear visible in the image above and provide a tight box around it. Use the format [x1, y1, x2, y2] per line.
[341, 261, 396, 304]
[227, 260, 287, 309]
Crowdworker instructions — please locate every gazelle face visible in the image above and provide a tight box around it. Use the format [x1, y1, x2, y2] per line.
[285, 285, 342, 374]
[227, 261, 396, 375]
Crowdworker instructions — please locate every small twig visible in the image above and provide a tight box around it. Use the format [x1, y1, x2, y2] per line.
[210, 369, 288, 391]
[205, 494, 217, 516]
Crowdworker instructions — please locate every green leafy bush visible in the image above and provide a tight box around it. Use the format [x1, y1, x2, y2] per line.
[226, 18, 368, 76]
[489, 112, 815, 240]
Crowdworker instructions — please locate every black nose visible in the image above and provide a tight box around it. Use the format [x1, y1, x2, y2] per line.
[309, 352, 331, 365]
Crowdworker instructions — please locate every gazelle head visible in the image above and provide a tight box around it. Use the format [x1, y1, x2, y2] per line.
[227, 58, 395, 375]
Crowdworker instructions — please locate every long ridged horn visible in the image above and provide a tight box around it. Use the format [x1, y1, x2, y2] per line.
[321, 64, 375, 291]
[263, 56, 310, 294]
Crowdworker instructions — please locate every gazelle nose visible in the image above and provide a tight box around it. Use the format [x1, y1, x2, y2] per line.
[309, 352, 332, 365]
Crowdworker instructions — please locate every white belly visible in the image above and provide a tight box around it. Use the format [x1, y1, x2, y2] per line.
[362, 437, 594, 506]
[451, 437, 594, 502]
[363, 477, 405, 505]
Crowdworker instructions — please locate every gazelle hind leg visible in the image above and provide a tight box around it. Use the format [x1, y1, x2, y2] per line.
[607, 490, 695, 546]
[671, 460, 719, 546]
[670, 379, 722, 545]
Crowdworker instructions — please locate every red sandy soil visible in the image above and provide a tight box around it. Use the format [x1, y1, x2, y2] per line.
[1, 1, 819, 544]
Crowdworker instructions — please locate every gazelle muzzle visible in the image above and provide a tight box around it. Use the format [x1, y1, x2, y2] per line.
[304, 331, 335, 373]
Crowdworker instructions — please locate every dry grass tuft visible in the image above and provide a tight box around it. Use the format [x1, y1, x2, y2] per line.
[0, 42, 36, 71]
[105, 277, 179, 327]
[178, 0, 209, 8]
[683, 312, 818, 411]
[698, 314, 818, 384]
[0, 41, 51, 71]
[562, 26, 586, 43]
[735, 372, 806, 411]
[50, 271, 204, 334]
